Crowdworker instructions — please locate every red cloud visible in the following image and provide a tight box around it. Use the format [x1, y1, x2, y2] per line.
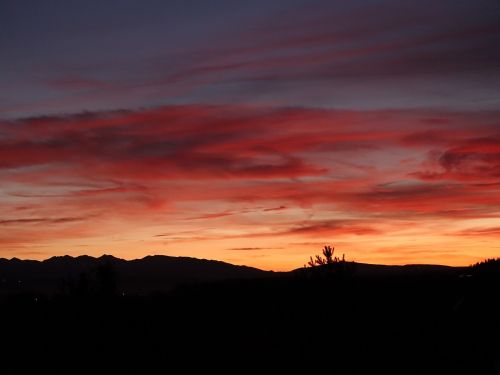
[158, 9, 500, 90]
[455, 227, 500, 237]
[412, 136, 500, 182]
[1, 105, 500, 262]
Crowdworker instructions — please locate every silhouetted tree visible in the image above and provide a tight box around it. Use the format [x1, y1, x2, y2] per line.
[470, 258, 500, 269]
[468, 258, 500, 281]
[304, 245, 355, 279]
[306, 245, 345, 267]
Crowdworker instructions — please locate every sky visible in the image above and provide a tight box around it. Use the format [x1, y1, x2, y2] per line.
[1, 0, 500, 270]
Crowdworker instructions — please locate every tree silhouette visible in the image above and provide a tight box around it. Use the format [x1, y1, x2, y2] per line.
[306, 245, 345, 267]
[304, 245, 355, 280]
[469, 258, 500, 281]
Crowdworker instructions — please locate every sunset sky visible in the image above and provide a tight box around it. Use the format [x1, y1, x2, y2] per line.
[1, 0, 499, 270]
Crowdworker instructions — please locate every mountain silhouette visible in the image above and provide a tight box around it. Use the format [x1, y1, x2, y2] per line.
[1, 254, 499, 374]
[1, 254, 470, 297]
[0, 254, 274, 295]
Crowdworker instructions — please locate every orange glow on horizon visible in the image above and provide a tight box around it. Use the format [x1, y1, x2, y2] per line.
[1, 106, 499, 270]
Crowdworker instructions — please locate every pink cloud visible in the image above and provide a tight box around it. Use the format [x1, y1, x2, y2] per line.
[1, 105, 499, 264]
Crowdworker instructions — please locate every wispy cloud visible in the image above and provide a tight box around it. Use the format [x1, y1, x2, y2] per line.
[0, 217, 87, 225]
[227, 247, 283, 251]
[454, 227, 500, 237]
[1, 104, 499, 266]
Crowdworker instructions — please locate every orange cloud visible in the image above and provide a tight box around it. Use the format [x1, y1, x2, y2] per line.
[1, 105, 499, 268]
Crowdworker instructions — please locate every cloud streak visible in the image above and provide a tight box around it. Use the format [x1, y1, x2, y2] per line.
[1, 104, 499, 267]
[3, 1, 500, 118]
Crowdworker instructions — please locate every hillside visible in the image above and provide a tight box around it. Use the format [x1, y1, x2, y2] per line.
[0, 254, 274, 295]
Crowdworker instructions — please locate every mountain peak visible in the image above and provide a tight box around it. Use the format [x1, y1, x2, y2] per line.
[98, 254, 119, 260]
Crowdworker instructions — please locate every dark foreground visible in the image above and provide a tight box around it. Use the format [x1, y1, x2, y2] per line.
[1, 261, 499, 374]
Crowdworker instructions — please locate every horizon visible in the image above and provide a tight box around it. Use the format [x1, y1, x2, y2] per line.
[1, 1, 500, 271]
[0, 251, 485, 272]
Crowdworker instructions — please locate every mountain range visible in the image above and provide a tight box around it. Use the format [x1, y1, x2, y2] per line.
[0, 254, 274, 295]
[0, 254, 467, 296]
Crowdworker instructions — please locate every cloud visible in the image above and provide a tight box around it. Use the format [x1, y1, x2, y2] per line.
[0, 217, 87, 225]
[412, 136, 500, 181]
[1, 104, 499, 262]
[340, 181, 500, 219]
[263, 206, 286, 212]
[227, 247, 282, 251]
[187, 211, 236, 220]
[4, 1, 498, 119]
[0, 105, 335, 179]
[282, 221, 381, 237]
[454, 227, 500, 237]
[159, 2, 500, 87]
[2, 106, 497, 181]
[401, 130, 452, 146]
